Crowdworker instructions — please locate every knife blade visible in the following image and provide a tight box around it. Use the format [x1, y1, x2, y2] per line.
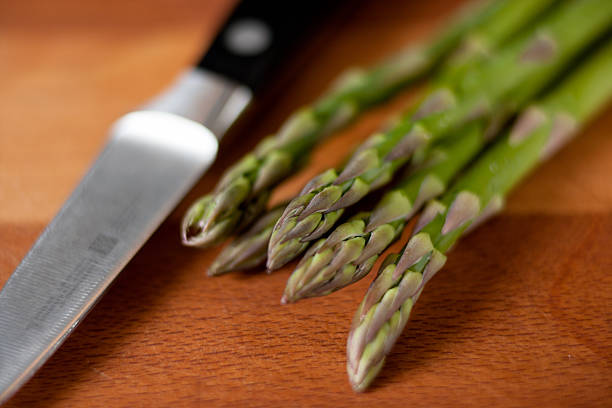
[0, 1, 331, 402]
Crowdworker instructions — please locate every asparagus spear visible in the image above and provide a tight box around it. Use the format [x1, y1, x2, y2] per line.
[282, 122, 487, 303]
[347, 39, 612, 392]
[437, 0, 556, 85]
[208, 204, 286, 276]
[181, 0, 532, 248]
[267, 0, 612, 270]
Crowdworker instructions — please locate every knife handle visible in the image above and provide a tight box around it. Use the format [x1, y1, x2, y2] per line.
[197, 0, 330, 93]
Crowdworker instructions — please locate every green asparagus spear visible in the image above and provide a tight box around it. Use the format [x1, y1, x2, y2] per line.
[208, 204, 286, 276]
[437, 0, 556, 85]
[268, 0, 612, 270]
[282, 121, 488, 303]
[181, 0, 536, 248]
[347, 39, 612, 392]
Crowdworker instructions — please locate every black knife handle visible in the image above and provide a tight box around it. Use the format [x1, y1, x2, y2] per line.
[197, 1, 330, 93]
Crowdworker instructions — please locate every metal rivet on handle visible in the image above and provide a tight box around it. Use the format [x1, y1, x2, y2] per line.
[224, 19, 272, 56]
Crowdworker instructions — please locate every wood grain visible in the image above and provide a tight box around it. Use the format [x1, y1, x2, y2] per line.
[1, 0, 611, 406]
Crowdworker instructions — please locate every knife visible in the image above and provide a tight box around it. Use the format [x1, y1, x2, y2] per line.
[0, 1, 332, 402]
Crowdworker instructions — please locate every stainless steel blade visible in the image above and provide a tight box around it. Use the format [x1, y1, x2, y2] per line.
[0, 66, 252, 402]
[0, 110, 219, 402]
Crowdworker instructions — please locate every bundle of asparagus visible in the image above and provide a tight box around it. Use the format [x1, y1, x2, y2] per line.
[347, 39, 612, 392]
[185, 0, 612, 395]
[181, 0, 553, 249]
[267, 0, 612, 270]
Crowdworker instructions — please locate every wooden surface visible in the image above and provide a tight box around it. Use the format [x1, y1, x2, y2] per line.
[1, 0, 611, 406]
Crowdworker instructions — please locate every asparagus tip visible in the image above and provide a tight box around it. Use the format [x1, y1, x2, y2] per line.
[267, 238, 309, 271]
[266, 258, 277, 271]
[182, 222, 202, 245]
[207, 264, 229, 277]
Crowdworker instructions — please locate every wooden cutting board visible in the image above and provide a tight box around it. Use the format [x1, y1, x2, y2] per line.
[1, 0, 611, 406]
